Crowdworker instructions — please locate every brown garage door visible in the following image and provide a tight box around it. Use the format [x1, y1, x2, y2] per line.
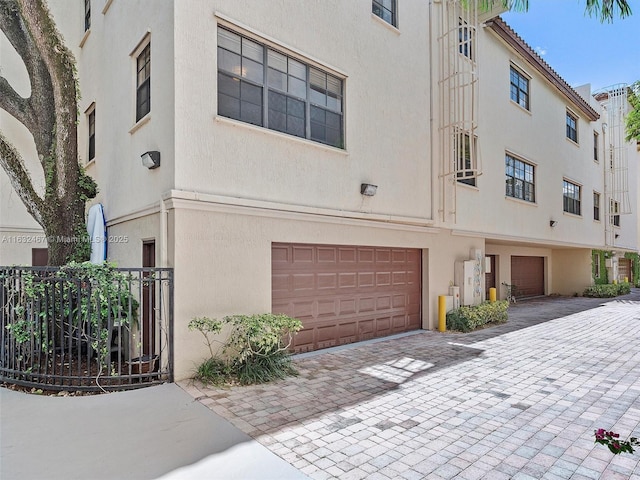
[272, 243, 421, 353]
[511, 256, 544, 298]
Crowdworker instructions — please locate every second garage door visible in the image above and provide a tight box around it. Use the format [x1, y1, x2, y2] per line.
[272, 243, 421, 353]
[511, 256, 544, 298]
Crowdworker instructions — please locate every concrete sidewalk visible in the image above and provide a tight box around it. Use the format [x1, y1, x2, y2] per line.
[0, 383, 306, 480]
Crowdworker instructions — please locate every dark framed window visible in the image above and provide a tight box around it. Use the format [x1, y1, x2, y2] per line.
[84, 0, 91, 31]
[510, 66, 529, 110]
[136, 43, 151, 122]
[372, 0, 396, 27]
[566, 111, 578, 143]
[88, 109, 95, 161]
[593, 131, 599, 162]
[563, 180, 581, 215]
[456, 132, 476, 186]
[217, 27, 344, 149]
[593, 192, 600, 221]
[610, 199, 620, 226]
[458, 19, 473, 60]
[505, 153, 534, 202]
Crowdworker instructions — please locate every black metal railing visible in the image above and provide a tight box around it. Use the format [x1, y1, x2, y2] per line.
[0, 266, 173, 392]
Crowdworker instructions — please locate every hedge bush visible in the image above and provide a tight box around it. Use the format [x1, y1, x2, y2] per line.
[188, 313, 302, 385]
[583, 282, 631, 298]
[446, 300, 509, 333]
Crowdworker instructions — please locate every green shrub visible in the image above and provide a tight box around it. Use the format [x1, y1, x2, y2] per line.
[446, 300, 509, 332]
[188, 313, 302, 386]
[583, 282, 631, 298]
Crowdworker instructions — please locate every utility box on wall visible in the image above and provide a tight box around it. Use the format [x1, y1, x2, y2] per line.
[455, 260, 477, 306]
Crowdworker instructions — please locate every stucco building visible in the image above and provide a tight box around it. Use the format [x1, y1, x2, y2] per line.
[1, 0, 638, 380]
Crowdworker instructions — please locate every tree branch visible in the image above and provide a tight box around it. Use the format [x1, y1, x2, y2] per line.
[17, 0, 79, 199]
[0, 75, 33, 127]
[0, 0, 56, 156]
[0, 132, 44, 226]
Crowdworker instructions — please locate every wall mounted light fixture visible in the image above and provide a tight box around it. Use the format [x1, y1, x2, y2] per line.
[615, 233, 620, 239]
[141, 151, 161, 169]
[361, 183, 378, 196]
[549, 220, 557, 227]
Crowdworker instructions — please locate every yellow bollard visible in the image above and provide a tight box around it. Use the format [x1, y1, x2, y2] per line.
[489, 287, 497, 302]
[438, 295, 446, 332]
[625, 277, 629, 283]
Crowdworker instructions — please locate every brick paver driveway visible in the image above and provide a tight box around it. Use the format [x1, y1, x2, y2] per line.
[180, 290, 640, 479]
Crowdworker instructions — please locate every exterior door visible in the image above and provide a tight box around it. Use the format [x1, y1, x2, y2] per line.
[142, 241, 156, 356]
[485, 255, 496, 300]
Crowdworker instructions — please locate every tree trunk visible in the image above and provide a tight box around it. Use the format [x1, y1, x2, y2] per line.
[0, 0, 97, 265]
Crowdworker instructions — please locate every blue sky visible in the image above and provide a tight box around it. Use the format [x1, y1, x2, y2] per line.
[501, 0, 639, 93]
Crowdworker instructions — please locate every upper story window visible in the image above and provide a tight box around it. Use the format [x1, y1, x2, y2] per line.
[593, 191, 600, 221]
[593, 131, 599, 162]
[88, 109, 96, 161]
[505, 153, 534, 202]
[84, 0, 91, 31]
[136, 43, 151, 122]
[456, 132, 477, 186]
[217, 27, 344, 149]
[510, 66, 529, 110]
[563, 180, 581, 215]
[372, 0, 397, 27]
[610, 199, 620, 226]
[566, 111, 578, 143]
[458, 19, 473, 60]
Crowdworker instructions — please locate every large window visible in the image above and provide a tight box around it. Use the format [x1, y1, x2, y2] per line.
[456, 132, 476, 186]
[510, 66, 529, 110]
[217, 28, 344, 149]
[593, 191, 600, 221]
[563, 180, 581, 215]
[505, 154, 534, 202]
[136, 44, 151, 121]
[566, 111, 578, 143]
[372, 0, 397, 27]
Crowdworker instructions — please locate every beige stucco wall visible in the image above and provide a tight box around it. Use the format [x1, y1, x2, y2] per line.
[551, 248, 593, 295]
[172, 1, 432, 223]
[453, 26, 606, 249]
[167, 194, 483, 381]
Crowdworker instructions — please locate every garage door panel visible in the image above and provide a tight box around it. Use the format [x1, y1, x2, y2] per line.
[339, 273, 357, 289]
[339, 248, 357, 263]
[317, 273, 337, 289]
[339, 299, 357, 315]
[358, 272, 375, 288]
[317, 299, 338, 317]
[292, 300, 314, 318]
[272, 243, 421, 353]
[359, 297, 375, 312]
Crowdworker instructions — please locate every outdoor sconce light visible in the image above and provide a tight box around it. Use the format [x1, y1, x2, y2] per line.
[615, 234, 620, 239]
[141, 151, 161, 169]
[549, 220, 557, 227]
[361, 183, 378, 196]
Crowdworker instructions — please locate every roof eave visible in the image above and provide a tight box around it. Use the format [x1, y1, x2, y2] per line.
[485, 17, 600, 122]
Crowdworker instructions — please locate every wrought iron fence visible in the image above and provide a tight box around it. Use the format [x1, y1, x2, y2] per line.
[0, 265, 173, 392]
